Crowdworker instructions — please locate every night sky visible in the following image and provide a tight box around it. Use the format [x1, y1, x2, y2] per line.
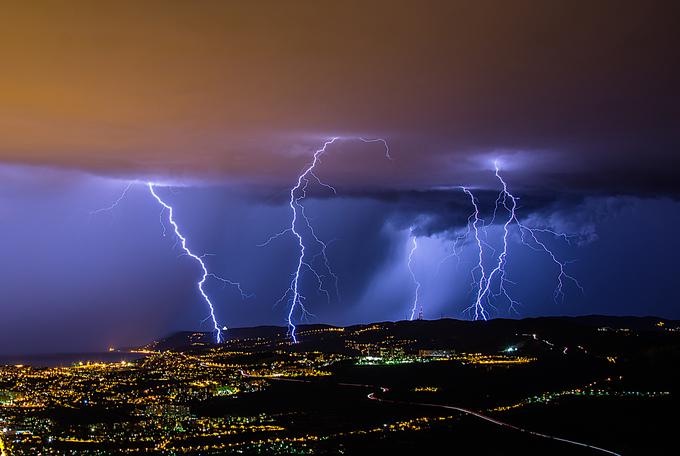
[1, 1, 679, 354]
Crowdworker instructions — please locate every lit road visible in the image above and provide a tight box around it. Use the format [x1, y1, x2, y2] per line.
[241, 370, 620, 455]
[367, 389, 621, 456]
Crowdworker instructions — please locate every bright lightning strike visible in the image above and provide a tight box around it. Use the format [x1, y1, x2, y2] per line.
[148, 184, 228, 342]
[462, 163, 583, 319]
[407, 232, 421, 321]
[461, 186, 491, 320]
[94, 181, 249, 344]
[262, 137, 390, 342]
[279, 137, 338, 343]
[491, 161, 583, 304]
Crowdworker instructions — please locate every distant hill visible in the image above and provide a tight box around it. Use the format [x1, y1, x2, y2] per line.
[140, 316, 679, 355]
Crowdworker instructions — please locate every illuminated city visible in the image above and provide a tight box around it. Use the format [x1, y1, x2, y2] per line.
[1, 318, 678, 454]
[1, 1, 679, 454]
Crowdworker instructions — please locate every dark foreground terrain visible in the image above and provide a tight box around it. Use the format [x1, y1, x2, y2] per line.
[1, 316, 678, 455]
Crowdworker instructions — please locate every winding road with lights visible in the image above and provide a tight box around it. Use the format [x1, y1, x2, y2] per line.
[242, 369, 621, 455]
[367, 387, 621, 456]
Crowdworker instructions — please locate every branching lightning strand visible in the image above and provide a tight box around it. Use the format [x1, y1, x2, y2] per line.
[148, 183, 249, 343]
[407, 233, 421, 321]
[262, 137, 390, 342]
[464, 162, 583, 319]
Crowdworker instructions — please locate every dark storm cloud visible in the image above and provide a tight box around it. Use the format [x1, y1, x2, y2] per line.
[0, 1, 677, 195]
[1, 166, 679, 355]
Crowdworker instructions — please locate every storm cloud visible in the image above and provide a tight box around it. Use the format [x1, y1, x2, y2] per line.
[0, 1, 677, 195]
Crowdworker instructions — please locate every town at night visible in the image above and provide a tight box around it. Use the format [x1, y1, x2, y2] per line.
[2, 318, 678, 454]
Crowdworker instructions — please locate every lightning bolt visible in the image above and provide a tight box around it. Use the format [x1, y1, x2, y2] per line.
[89, 182, 134, 216]
[278, 137, 338, 343]
[436, 218, 472, 273]
[464, 162, 583, 319]
[461, 186, 492, 320]
[407, 232, 421, 321]
[94, 181, 248, 343]
[502, 166, 582, 299]
[147, 183, 255, 343]
[359, 137, 392, 160]
[262, 137, 390, 342]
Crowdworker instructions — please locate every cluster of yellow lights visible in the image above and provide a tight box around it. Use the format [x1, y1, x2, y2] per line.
[0, 342, 608, 455]
[0, 432, 8, 456]
[297, 327, 345, 336]
[489, 376, 669, 413]
[247, 369, 332, 378]
[352, 325, 384, 335]
[453, 353, 536, 365]
[140, 415, 457, 454]
[413, 386, 439, 392]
